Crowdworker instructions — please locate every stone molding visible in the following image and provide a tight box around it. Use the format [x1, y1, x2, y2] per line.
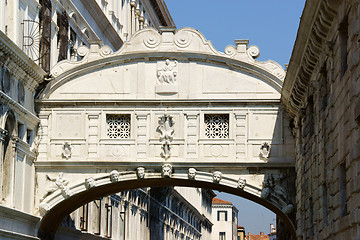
[282, 0, 340, 116]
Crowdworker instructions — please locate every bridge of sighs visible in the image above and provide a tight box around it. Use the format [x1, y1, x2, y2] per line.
[35, 27, 296, 239]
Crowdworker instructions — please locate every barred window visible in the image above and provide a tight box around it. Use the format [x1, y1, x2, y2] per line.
[205, 114, 229, 138]
[107, 115, 131, 139]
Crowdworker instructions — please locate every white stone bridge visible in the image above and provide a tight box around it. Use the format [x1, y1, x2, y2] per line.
[35, 27, 296, 239]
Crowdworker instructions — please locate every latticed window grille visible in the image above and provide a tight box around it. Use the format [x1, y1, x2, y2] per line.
[107, 115, 131, 139]
[205, 114, 229, 138]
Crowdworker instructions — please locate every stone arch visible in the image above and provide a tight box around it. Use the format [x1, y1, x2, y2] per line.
[1, 110, 16, 204]
[37, 170, 296, 240]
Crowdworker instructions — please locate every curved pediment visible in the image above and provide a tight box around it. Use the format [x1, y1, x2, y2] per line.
[40, 28, 286, 101]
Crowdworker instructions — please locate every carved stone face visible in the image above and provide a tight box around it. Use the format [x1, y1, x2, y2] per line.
[110, 170, 119, 182]
[238, 178, 246, 190]
[188, 168, 196, 179]
[137, 167, 145, 179]
[162, 164, 172, 178]
[212, 171, 222, 183]
[85, 177, 95, 189]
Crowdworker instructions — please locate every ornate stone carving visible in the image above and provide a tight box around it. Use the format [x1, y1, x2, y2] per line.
[143, 31, 161, 48]
[137, 167, 145, 179]
[237, 178, 246, 190]
[224, 45, 237, 57]
[85, 177, 95, 189]
[99, 45, 112, 56]
[42, 173, 71, 200]
[162, 164, 172, 178]
[61, 142, 72, 160]
[0, 128, 7, 142]
[174, 31, 192, 48]
[247, 45, 260, 59]
[212, 171, 222, 183]
[188, 168, 197, 179]
[110, 170, 120, 182]
[260, 142, 271, 159]
[157, 114, 175, 160]
[77, 45, 89, 57]
[157, 59, 177, 84]
[261, 174, 294, 214]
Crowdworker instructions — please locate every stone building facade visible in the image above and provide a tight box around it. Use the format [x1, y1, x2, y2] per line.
[282, 0, 360, 239]
[0, 0, 174, 73]
[67, 187, 214, 240]
[211, 198, 238, 240]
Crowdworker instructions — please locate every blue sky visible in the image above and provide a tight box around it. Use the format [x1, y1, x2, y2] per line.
[165, 0, 306, 235]
[166, 0, 306, 68]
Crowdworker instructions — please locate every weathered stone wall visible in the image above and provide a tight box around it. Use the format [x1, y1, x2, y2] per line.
[284, 0, 360, 239]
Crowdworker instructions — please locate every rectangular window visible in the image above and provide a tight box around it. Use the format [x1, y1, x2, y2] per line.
[309, 197, 314, 236]
[106, 115, 131, 139]
[320, 66, 328, 111]
[321, 184, 328, 226]
[18, 122, 25, 140]
[57, 10, 69, 61]
[219, 232, 226, 240]
[205, 114, 229, 138]
[339, 162, 348, 217]
[26, 129, 33, 145]
[217, 211, 227, 221]
[339, 15, 348, 78]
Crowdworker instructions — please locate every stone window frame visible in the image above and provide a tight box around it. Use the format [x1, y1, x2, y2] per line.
[199, 111, 234, 140]
[101, 111, 135, 141]
[106, 114, 132, 139]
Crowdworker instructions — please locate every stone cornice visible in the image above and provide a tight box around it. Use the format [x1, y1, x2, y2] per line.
[0, 31, 46, 88]
[79, 0, 123, 50]
[281, 0, 339, 117]
[0, 91, 40, 126]
[36, 99, 282, 107]
[34, 160, 295, 170]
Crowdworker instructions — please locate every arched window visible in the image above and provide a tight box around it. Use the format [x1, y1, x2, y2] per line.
[1, 112, 15, 204]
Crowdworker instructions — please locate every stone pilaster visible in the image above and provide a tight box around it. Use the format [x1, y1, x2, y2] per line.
[235, 113, 247, 159]
[88, 114, 99, 158]
[186, 112, 198, 158]
[38, 113, 50, 160]
[136, 113, 148, 158]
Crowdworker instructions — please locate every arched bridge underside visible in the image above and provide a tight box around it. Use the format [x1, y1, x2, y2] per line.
[38, 169, 296, 239]
[35, 27, 296, 239]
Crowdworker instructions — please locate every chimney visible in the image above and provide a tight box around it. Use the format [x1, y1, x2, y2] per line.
[260, 232, 264, 236]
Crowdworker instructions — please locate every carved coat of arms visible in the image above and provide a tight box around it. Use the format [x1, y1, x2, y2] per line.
[157, 114, 175, 160]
